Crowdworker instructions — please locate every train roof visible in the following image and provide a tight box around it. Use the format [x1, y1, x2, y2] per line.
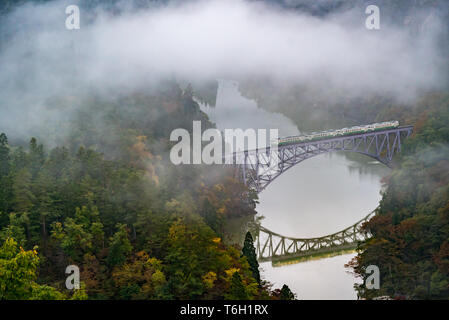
[279, 121, 400, 140]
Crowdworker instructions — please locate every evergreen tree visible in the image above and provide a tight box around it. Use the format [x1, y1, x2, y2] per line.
[280, 284, 295, 300]
[0, 84, 270, 300]
[107, 223, 132, 267]
[28, 137, 45, 178]
[242, 231, 260, 285]
[12, 169, 35, 214]
[0, 133, 12, 220]
[0, 212, 29, 247]
[226, 272, 248, 300]
[0, 133, 9, 178]
[202, 198, 220, 234]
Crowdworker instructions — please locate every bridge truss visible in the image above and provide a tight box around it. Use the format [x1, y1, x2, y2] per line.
[230, 125, 412, 262]
[235, 126, 413, 193]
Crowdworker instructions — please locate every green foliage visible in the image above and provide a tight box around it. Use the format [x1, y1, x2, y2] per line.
[0, 238, 63, 299]
[0, 212, 29, 247]
[280, 284, 295, 300]
[107, 224, 132, 267]
[242, 231, 260, 285]
[112, 251, 166, 299]
[242, 78, 449, 300]
[0, 238, 38, 299]
[226, 272, 248, 300]
[31, 284, 65, 300]
[0, 133, 10, 181]
[0, 83, 266, 300]
[349, 93, 449, 299]
[51, 204, 105, 261]
[70, 283, 89, 300]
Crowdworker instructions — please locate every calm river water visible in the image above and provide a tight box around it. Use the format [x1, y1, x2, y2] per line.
[200, 79, 389, 299]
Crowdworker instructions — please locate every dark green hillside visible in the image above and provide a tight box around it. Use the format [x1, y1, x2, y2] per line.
[0, 82, 274, 300]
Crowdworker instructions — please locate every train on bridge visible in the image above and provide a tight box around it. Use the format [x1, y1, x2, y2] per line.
[277, 121, 399, 146]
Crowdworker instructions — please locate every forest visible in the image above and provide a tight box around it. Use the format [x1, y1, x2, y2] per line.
[347, 93, 449, 299]
[240, 78, 449, 299]
[0, 82, 295, 300]
[1, 0, 448, 301]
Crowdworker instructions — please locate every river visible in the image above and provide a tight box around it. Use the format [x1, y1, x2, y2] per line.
[199, 79, 390, 300]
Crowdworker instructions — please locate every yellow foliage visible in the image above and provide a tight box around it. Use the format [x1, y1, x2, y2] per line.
[202, 271, 217, 289]
[225, 268, 240, 278]
[152, 270, 166, 287]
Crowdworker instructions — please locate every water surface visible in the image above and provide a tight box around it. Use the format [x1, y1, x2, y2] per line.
[199, 79, 389, 299]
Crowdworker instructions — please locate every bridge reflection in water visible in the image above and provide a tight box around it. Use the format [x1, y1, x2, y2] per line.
[251, 211, 374, 265]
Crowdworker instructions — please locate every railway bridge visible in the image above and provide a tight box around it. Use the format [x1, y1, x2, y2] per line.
[235, 125, 413, 193]
[234, 125, 413, 263]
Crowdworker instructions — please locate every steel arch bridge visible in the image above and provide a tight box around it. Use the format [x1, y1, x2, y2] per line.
[231, 125, 413, 263]
[233, 126, 413, 193]
[252, 211, 374, 263]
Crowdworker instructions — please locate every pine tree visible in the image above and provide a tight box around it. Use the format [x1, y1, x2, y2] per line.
[11, 169, 34, 242]
[0, 133, 11, 216]
[226, 272, 248, 300]
[242, 231, 260, 285]
[202, 198, 220, 234]
[0, 133, 9, 178]
[107, 223, 132, 267]
[28, 137, 45, 178]
[12, 169, 35, 214]
[280, 284, 295, 300]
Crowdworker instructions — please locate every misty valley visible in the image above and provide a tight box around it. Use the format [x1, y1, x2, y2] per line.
[0, 0, 448, 310]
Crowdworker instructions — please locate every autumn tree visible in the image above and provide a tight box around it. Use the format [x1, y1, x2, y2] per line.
[0, 238, 63, 299]
[112, 251, 166, 299]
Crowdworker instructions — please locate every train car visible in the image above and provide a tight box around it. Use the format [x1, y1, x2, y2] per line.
[277, 121, 399, 146]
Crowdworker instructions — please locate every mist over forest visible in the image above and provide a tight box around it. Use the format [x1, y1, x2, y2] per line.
[0, 0, 448, 301]
[1, 0, 447, 144]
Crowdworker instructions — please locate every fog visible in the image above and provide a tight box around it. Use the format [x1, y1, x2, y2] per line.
[201, 79, 299, 136]
[202, 78, 388, 299]
[1, 0, 445, 299]
[0, 0, 446, 140]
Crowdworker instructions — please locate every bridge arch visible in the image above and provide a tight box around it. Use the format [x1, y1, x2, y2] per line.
[235, 126, 412, 262]
[236, 126, 413, 193]
[258, 148, 391, 193]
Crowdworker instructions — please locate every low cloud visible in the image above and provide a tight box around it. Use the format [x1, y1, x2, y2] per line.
[0, 0, 446, 139]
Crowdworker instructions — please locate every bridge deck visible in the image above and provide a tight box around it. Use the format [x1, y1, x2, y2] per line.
[226, 125, 414, 155]
[231, 125, 413, 193]
[277, 125, 414, 149]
